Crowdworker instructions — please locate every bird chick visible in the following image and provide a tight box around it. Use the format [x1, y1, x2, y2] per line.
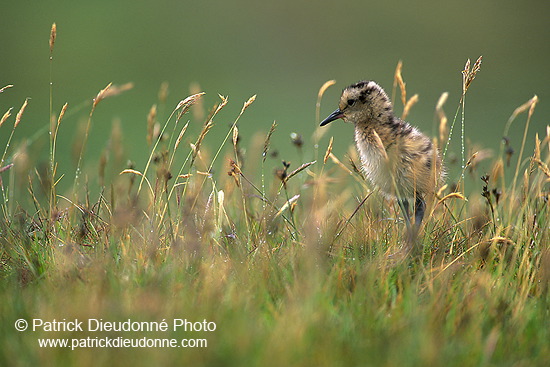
[320, 80, 443, 229]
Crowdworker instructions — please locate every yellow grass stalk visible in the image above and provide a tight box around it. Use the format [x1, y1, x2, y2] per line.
[316, 80, 336, 123]
[313, 80, 336, 144]
[323, 137, 333, 165]
[511, 95, 539, 193]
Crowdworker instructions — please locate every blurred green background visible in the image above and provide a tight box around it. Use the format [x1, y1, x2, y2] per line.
[1, 0, 549, 193]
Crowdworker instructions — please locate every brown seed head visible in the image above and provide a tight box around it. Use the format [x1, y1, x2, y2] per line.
[49, 23, 57, 54]
[0, 85, 14, 94]
[1, 107, 13, 128]
[462, 56, 483, 94]
[15, 98, 29, 128]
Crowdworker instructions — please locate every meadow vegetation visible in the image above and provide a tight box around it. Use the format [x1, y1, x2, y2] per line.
[0, 26, 548, 366]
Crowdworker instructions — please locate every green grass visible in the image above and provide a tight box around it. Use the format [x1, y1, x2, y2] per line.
[1, 33, 549, 366]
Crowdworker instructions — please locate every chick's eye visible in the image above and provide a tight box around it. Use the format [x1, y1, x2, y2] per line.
[347, 98, 356, 107]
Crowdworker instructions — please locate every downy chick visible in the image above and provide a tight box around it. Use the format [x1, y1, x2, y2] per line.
[320, 80, 443, 230]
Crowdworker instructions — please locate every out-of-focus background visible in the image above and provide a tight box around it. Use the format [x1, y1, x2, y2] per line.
[1, 0, 549, 191]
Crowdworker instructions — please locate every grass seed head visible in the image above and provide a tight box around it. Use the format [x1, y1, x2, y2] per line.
[402, 93, 418, 120]
[285, 161, 316, 182]
[174, 122, 189, 151]
[240, 95, 256, 115]
[147, 104, 157, 145]
[511, 95, 539, 121]
[393, 60, 406, 106]
[158, 81, 169, 104]
[462, 56, 482, 94]
[49, 23, 57, 54]
[232, 125, 239, 150]
[437, 92, 449, 144]
[0, 85, 14, 94]
[56, 102, 68, 131]
[193, 121, 214, 159]
[93, 82, 113, 108]
[15, 98, 29, 128]
[1, 107, 13, 128]
[228, 159, 241, 186]
[176, 92, 205, 114]
[93, 82, 133, 109]
[263, 121, 277, 162]
[533, 158, 550, 178]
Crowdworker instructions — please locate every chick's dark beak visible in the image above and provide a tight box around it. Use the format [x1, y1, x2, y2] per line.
[320, 109, 344, 126]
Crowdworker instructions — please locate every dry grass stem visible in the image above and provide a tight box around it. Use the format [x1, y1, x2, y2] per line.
[512, 95, 539, 191]
[275, 194, 300, 218]
[318, 80, 337, 100]
[436, 192, 467, 207]
[314, 80, 337, 143]
[371, 129, 389, 161]
[510, 95, 539, 122]
[329, 153, 354, 175]
[120, 168, 154, 196]
[324, 137, 334, 164]
[196, 171, 213, 177]
[436, 184, 448, 197]
[393, 60, 406, 106]
[285, 161, 316, 182]
[0, 163, 14, 174]
[0, 85, 14, 94]
[402, 93, 419, 120]
[316, 80, 336, 122]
